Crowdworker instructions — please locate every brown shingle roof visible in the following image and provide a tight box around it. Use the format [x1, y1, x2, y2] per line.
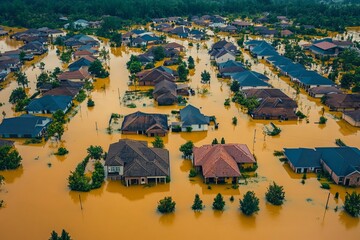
[58, 67, 90, 81]
[121, 111, 169, 135]
[325, 94, 360, 110]
[313, 41, 337, 50]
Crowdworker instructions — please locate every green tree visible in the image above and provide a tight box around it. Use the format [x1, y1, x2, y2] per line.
[110, 33, 122, 47]
[0, 146, 22, 170]
[89, 60, 109, 78]
[49, 231, 59, 240]
[153, 46, 165, 61]
[68, 170, 91, 192]
[9, 87, 27, 104]
[240, 191, 260, 216]
[129, 61, 142, 74]
[47, 121, 65, 140]
[201, 70, 211, 83]
[60, 51, 72, 63]
[152, 136, 164, 148]
[87, 145, 104, 160]
[265, 182, 285, 206]
[91, 161, 105, 189]
[14, 71, 29, 88]
[220, 137, 225, 144]
[49, 229, 72, 240]
[157, 196, 176, 213]
[192, 194, 204, 211]
[188, 56, 195, 69]
[179, 141, 194, 158]
[230, 80, 240, 92]
[0, 175, 5, 186]
[212, 138, 218, 145]
[177, 63, 189, 81]
[53, 110, 66, 124]
[344, 191, 360, 217]
[212, 193, 225, 211]
[87, 98, 95, 107]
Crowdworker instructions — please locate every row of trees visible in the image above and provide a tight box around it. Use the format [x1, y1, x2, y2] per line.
[1, 0, 360, 32]
[158, 183, 285, 215]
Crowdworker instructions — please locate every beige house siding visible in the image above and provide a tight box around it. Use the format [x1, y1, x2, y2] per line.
[345, 171, 360, 187]
[343, 114, 360, 127]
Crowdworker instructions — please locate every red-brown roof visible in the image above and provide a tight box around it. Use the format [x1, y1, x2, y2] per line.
[193, 144, 255, 178]
[58, 67, 90, 81]
[74, 50, 93, 57]
[313, 41, 337, 50]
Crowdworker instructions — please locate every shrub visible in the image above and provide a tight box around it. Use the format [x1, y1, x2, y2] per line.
[321, 183, 331, 189]
[189, 168, 197, 177]
[344, 191, 360, 217]
[240, 191, 260, 216]
[224, 98, 230, 106]
[179, 141, 194, 158]
[157, 196, 176, 213]
[296, 111, 306, 119]
[87, 98, 95, 107]
[55, 147, 69, 156]
[232, 117, 238, 125]
[319, 116, 327, 124]
[265, 182, 285, 206]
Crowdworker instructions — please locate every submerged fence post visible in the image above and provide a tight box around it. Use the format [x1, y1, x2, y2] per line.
[79, 194, 83, 211]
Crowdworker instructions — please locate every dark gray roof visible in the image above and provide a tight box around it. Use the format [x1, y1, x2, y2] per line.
[105, 139, 170, 177]
[180, 104, 209, 126]
[26, 95, 72, 113]
[284, 148, 322, 168]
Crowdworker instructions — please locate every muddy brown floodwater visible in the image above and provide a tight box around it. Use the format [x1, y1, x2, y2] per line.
[0, 31, 359, 240]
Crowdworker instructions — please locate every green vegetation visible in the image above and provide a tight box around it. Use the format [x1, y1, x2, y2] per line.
[212, 138, 218, 145]
[89, 59, 109, 78]
[127, 55, 142, 74]
[60, 50, 72, 63]
[230, 81, 240, 92]
[0, 146, 22, 170]
[54, 147, 69, 156]
[153, 46, 165, 61]
[177, 63, 189, 82]
[47, 121, 65, 140]
[49, 229, 72, 240]
[273, 150, 284, 157]
[87, 145, 104, 160]
[321, 183, 331, 189]
[14, 71, 29, 88]
[152, 136, 164, 148]
[296, 111, 306, 119]
[75, 90, 87, 102]
[188, 56, 195, 69]
[68, 151, 105, 192]
[265, 182, 285, 206]
[189, 168, 197, 178]
[335, 139, 346, 147]
[201, 70, 211, 83]
[232, 92, 260, 112]
[192, 194, 204, 211]
[319, 116, 327, 125]
[179, 141, 194, 159]
[232, 116, 237, 125]
[344, 191, 360, 217]
[240, 191, 260, 216]
[220, 137, 225, 144]
[9, 87, 27, 104]
[87, 98, 95, 107]
[224, 98, 230, 106]
[157, 196, 176, 213]
[212, 193, 225, 211]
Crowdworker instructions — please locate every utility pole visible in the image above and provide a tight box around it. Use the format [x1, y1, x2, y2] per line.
[253, 129, 256, 154]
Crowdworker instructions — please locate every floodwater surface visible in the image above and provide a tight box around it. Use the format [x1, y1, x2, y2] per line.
[0, 31, 359, 240]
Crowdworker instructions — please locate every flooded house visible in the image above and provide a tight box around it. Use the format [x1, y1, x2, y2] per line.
[179, 104, 209, 132]
[121, 111, 169, 137]
[58, 67, 91, 82]
[192, 143, 256, 184]
[231, 71, 271, 90]
[104, 139, 170, 186]
[308, 86, 342, 98]
[153, 81, 178, 106]
[68, 56, 96, 71]
[342, 110, 360, 127]
[0, 114, 52, 138]
[284, 147, 360, 187]
[243, 88, 298, 120]
[26, 95, 73, 114]
[323, 93, 360, 111]
[136, 68, 176, 86]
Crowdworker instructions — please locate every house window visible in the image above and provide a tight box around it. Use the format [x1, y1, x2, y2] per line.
[357, 177, 360, 182]
[339, 177, 344, 183]
[198, 124, 201, 128]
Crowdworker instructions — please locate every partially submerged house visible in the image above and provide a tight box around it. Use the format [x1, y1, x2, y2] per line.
[324, 94, 360, 111]
[104, 139, 170, 186]
[343, 110, 360, 127]
[153, 81, 177, 106]
[284, 147, 360, 186]
[58, 67, 91, 82]
[179, 104, 209, 131]
[231, 71, 271, 90]
[193, 143, 256, 184]
[308, 86, 342, 98]
[136, 68, 176, 86]
[243, 88, 298, 120]
[68, 56, 96, 71]
[26, 95, 73, 114]
[121, 111, 169, 137]
[218, 60, 246, 78]
[0, 114, 52, 138]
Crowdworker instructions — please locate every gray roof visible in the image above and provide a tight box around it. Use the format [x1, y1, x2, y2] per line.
[180, 104, 209, 126]
[284, 148, 322, 168]
[26, 95, 72, 113]
[105, 139, 170, 177]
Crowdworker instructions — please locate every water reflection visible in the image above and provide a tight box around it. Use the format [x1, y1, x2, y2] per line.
[1, 167, 24, 184]
[338, 211, 359, 229]
[158, 212, 176, 225]
[265, 202, 282, 217]
[238, 213, 257, 228]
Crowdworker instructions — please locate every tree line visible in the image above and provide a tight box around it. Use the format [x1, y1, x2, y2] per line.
[0, 0, 360, 32]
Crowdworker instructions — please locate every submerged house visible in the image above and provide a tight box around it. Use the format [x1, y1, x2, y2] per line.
[26, 95, 73, 114]
[231, 71, 271, 90]
[343, 110, 360, 127]
[121, 111, 169, 137]
[104, 139, 170, 186]
[193, 143, 256, 184]
[284, 147, 360, 186]
[324, 94, 360, 112]
[153, 81, 177, 106]
[136, 68, 176, 86]
[243, 88, 298, 120]
[179, 104, 209, 132]
[0, 114, 52, 138]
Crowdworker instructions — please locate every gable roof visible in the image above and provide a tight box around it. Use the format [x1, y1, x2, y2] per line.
[193, 144, 256, 178]
[121, 111, 168, 134]
[137, 68, 176, 84]
[68, 57, 95, 71]
[180, 104, 209, 126]
[284, 148, 322, 168]
[232, 71, 270, 88]
[58, 67, 90, 81]
[26, 95, 72, 112]
[343, 110, 360, 122]
[313, 41, 337, 50]
[0, 114, 52, 137]
[325, 94, 360, 109]
[316, 147, 360, 176]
